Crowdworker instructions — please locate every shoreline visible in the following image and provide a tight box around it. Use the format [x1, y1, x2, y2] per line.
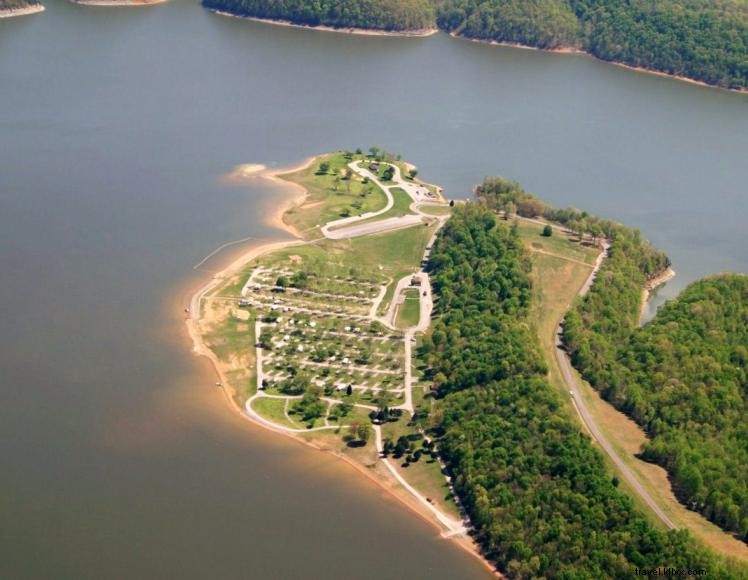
[0, 4, 44, 18]
[450, 33, 748, 95]
[184, 156, 498, 576]
[208, 9, 438, 38]
[639, 266, 676, 325]
[70, 0, 168, 6]
[220, 156, 317, 238]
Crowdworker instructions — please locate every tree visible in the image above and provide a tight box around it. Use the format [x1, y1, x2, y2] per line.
[356, 422, 372, 444]
[346, 384, 353, 396]
[382, 166, 395, 181]
[275, 275, 289, 287]
[408, 168, 418, 179]
[542, 224, 553, 237]
[317, 161, 330, 175]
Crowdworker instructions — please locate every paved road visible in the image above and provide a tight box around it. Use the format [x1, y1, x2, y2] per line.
[555, 242, 677, 530]
[321, 161, 445, 240]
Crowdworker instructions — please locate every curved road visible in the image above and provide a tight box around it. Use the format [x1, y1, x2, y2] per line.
[555, 240, 677, 530]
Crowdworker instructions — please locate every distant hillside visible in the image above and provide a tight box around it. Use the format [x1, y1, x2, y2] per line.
[202, 0, 437, 32]
[436, 0, 748, 90]
[0, 0, 42, 9]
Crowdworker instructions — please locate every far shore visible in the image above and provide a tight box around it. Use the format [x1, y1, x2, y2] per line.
[70, 0, 168, 6]
[0, 3, 44, 18]
[183, 155, 499, 577]
[450, 33, 748, 95]
[208, 9, 438, 38]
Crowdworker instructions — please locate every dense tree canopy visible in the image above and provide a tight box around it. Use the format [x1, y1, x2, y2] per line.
[565, 273, 748, 539]
[203, 0, 746, 88]
[0, 0, 42, 9]
[420, 204, 741, 577]
[202, 0, 437, 32]
[436, 0, 748, 89]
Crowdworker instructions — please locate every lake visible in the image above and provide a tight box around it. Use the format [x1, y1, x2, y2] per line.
[0, 1, 746, 578]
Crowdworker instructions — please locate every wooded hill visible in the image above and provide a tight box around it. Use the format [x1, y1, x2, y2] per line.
[203, 0, 746, 89]
[420, 203, 742, 577]
[476, 176, 747, 540]
[565, 270, 748, 539]
[0, 0, 42, 9]
[202, 0, 437, 31]
[436, 0, 748, 90]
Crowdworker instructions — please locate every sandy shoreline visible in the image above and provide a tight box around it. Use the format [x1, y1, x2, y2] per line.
[70, 0, 168, 6]
[450, 33, 747, 94]
[0, 4, 44, 18]
[209, 9, 438, 38]
[183, 156, 498, 576]
[639, 267, 676, 325]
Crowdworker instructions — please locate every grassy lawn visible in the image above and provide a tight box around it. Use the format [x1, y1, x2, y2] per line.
[515, 218, 598, 265]
[251, 397, 298, 429]
[381, 418, 461, 518]
[418, 203, 452, 217]
[280, 152, 387, 236]
[330, 187, 416, 232]
[396, 289, 421, 329]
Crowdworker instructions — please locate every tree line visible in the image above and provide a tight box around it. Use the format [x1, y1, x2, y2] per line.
[435, 0, 747, 90]
[201, 0, 436, 32]
[0, 0, 41, 8]
[565, 268, 748, 538]
[477, 174, 747, 539]
[419, 203, 743, 577]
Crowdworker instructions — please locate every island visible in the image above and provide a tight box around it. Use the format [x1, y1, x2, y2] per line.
[203, 0, 747, 91]
[0, 0, 44, 18]
[188, 150, 747, 577]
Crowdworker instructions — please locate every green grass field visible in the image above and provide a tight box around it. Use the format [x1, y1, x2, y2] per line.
[280, 152, 387, 235]
[417, 204, 452, 217]
[396, 289, 421, 329]
[515, 219, 598, 265]
[251, 397, 300, 429]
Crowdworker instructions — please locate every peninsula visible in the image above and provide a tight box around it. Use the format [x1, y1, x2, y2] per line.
[189, 150, 747, 578]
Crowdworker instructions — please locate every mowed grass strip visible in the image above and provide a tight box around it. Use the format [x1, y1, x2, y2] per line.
[396, 289, 421, 329]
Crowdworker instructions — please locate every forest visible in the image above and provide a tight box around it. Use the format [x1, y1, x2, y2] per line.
[565, 270, 748, 538]
[0, 0, 41, 9]
[435, 0, 747, 89]
[419, 204, 741, 577]
[201, 0, 436, 32]
[477, 175, 747, 539]
[202, 0, 746, 88]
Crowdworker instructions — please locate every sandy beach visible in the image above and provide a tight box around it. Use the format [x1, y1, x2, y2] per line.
[222, 156, 317, 239]
[0, 3, 44, 18]
[639, 267, 676, 325]
[209, 9, 438, 38]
